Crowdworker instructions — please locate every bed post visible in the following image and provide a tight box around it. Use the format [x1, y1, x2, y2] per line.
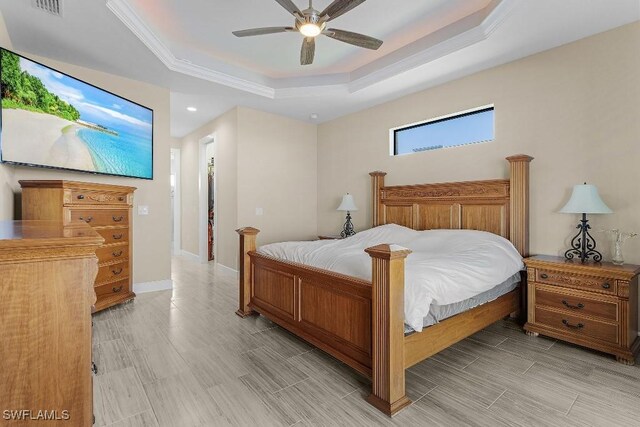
[506, 155, 533, 321]
[236, 227, 260, 318]
[370, 171, 387, 227]
[364, 244, 412, 416]
[506, 155, 533, 257]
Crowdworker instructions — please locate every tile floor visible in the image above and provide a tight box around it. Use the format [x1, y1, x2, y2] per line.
[92, 255, 640, 426]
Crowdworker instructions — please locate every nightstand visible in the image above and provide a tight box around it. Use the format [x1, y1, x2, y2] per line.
[524, 255, 640, 365]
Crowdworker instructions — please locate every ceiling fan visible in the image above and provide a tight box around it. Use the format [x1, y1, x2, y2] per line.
[232, 0, 383, 66]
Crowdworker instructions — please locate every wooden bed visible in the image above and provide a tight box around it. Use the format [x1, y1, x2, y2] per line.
[236, 155, 533, 416]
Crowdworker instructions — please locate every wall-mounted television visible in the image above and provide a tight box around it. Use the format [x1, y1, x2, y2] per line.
[0, 48, 153, 180]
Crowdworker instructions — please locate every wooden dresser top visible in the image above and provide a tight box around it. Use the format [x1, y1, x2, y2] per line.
[0, 220, 103, 250]
[19, 180, 136, 192]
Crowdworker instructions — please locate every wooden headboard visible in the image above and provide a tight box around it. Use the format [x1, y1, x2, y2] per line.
[370, 155, 533, 256]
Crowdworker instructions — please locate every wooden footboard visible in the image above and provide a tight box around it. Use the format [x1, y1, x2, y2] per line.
[236, 229, 374, 375]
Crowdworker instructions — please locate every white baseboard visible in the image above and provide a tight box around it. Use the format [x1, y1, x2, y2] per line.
[217, 263, 238, 275]
[133, 279, 173, 294]
[179, 250, 200, 262]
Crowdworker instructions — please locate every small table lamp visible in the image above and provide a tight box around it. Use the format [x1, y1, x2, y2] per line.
[560, 183, 612, 263]
[337, 193, 358, 238]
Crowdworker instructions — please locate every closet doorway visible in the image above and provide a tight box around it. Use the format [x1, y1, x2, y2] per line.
[198, 134, 216, 264]
[205, 142, 215, 261]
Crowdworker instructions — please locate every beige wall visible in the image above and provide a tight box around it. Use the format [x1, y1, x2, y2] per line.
[0, 15, 172, 284]
[179, 106, 317, 270]
[236, 107, 317, 246]
[318, 22, 640, 265]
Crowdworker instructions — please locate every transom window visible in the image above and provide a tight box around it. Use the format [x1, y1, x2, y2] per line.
[391, 106, 495, 156]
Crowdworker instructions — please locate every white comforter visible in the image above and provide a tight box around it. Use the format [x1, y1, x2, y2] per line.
[258, 224, 523, 332]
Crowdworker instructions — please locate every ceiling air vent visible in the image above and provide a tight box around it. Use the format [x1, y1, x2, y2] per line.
[31, 0, 63, 17]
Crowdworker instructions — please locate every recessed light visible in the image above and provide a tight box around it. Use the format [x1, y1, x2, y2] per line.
[310, 113, 318, 120]
[187, 107, 197, 112]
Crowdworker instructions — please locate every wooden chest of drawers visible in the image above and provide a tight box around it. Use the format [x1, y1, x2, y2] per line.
[20, 180, 136, 312]
[524, 255, 640, 364]
[0, 221, 102, 426]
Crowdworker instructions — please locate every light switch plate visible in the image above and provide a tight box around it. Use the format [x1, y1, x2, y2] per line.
[138, 205, 149, 215]
[255, 207, 263, 216]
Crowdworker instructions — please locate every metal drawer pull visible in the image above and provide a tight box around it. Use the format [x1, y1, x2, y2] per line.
[540, 273, 549, 279]
[562, 319, 584, 329]
[113, 233, 123, 240]
[602, 283, 611, 289]
[112, 250, 123, 257]
[118, 197, 125, 201]
[112, 215, 124, 222]
[111, 267, 123, 275]
[79, 216, 93, 223]
[562, 300, 584, 310]
[77, 194, 85, 200]
[91, 362, 98, 375]
[112, 285, 123, 293]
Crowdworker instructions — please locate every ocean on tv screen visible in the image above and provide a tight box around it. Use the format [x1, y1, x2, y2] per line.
[0, 49, 153, 179]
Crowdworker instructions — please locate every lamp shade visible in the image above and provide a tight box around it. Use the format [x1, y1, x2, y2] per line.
[560, 184, 612, 214]
[337, 194, 358, 212]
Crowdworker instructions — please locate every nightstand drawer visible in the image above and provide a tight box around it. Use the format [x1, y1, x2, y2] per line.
[536, 269, 616, 295]
[535, 287, 618, 321]
[535, 307, 618, 344]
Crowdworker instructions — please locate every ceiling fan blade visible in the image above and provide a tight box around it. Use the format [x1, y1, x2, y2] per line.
[319, 0, 366, 21]
[324, 28, 382, 49]
[300, 37, 315, 65]
[232, 27, 294, 37]
[274, 0, 303, 18]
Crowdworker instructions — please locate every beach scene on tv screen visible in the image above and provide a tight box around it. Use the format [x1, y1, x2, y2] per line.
[0, 50, 153, 179]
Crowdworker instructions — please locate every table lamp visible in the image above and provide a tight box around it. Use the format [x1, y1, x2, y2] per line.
[560, 183, 612, 263]
[337, 193, 358, 238]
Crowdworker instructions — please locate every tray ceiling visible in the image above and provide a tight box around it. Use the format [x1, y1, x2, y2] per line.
[107, 0, 509, 97]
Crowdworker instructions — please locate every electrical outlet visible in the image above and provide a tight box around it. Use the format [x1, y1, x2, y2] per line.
[138, 205, 149, 215]
[255, 207, 263, 216]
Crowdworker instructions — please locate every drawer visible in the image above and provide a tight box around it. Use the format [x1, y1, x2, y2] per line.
[69, 209, 129, 227]
[97, 228, 128, 245]
[536, 269, 616, 295]
[535, 287, 618, 321]
[67, 189, 130, 205]
[96, 245, 129, 264]
[95, 261, 129, 284]
[95, 279, 129, 298]
[534, 307, 618, 344]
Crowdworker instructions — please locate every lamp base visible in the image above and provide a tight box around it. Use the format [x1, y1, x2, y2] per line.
[564, 213, 602, 263]
[340, 211, 356, 238]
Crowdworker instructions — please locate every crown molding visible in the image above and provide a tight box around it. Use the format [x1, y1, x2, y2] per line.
[107, 0, 515, 99]
[347, 0, 518, 93]
[106, 0, 276, 98]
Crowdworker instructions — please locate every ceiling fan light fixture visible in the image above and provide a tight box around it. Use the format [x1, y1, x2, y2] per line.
[299, 23, 321, 37]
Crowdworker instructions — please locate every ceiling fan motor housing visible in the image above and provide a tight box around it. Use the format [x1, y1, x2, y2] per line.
[296, 7, 325, 32]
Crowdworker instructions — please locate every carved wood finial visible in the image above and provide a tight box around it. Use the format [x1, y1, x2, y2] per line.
[236, 227, 260, 236]
[365, 244, 412, 260]
[506, 154, 534, 163]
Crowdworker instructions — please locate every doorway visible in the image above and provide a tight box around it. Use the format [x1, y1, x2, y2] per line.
[206, 143, 215, 261]
[198, 134, 216, 263]
[170, 148, 181, 255]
